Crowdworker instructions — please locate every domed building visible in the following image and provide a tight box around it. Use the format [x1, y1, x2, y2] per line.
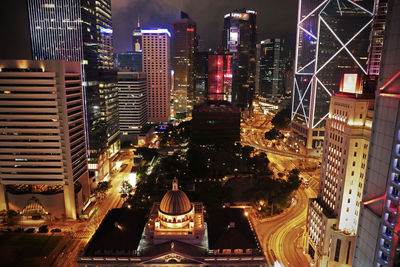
[80, 178, 266, 266]
[145, 179, 205, 246]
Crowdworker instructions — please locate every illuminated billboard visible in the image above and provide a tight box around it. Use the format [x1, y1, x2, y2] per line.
[340, 73, 362, 94]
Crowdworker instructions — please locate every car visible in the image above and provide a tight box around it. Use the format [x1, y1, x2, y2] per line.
[1, 228, 11, 233]
[14, 227, 24, 232]
[38, 225, 49, 233]
[25, 228, 36, 233]
[51, 228, 61, 233]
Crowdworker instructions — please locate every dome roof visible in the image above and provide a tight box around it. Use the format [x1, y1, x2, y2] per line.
[159, 179, 192, 215]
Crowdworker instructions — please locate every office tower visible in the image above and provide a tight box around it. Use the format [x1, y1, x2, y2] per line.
[118, 72, 147, 143]
[367, 0, 389, 76]
[0, 60, 89, 220]
[172, 11, 197, 119]
[291, 0, 374, 156]
[208, 48, 233, 101]
[132, 18, 142, 52]
[223, 9, 257, 109]
[22, 0, 120, 182]
[306, 73, 374, 266]
[255, 38, 285, 102]
[142, 29, 171, 123]
[354, 1, 400, 266]
[194, 51, 209, 105]
[115, 52, 142, 72]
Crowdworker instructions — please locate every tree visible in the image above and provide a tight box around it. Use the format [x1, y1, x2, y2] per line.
[94, 181, 111, 200]
[271, 108, 291, 130]
[136, 147, 158, 162]
[264, 128, 284, 140]
[120, 180, 133, 200]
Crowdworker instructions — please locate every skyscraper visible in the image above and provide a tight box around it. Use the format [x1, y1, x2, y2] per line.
[0, 60, 89, 220]
[118, 72, 147, 143]
[114, 52, 142, 72]
[172, 12, 197, 119]
[24, 0, 120, 182]
[194, 51, 209, 105]
[142, 29, 171, 123]
[223, 9, 257, 109]
[208, 48, 233, 101]
[354, 1, 400, 266]
[256, 38, 285, 102]
[367, 0, 389, 76]
[306, 73, 374, 266]
[132, 18, 142, 52]
[291, 0, 374, 156]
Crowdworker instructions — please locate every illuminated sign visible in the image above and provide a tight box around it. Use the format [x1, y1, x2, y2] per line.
[187, 28, 195, 32]
[141, 29, 171, 37]
[230, 13, 249, 20]
[100, 27, 113, 34]
[340, 73, 362, 94]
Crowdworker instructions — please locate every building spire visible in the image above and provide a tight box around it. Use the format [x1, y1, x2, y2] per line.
[172, 178, 178, 191]
[137, 17, 140, 28]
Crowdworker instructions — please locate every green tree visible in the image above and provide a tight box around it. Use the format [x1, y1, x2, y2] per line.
[271, 108, 291, 130]
[264, 128, 284, 140]
[136, 147, 158, 162]
[94, 181, 111, 200]
[120, 180, 133, 199]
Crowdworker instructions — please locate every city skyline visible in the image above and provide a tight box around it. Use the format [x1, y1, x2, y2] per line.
[0, 1, 398, 266]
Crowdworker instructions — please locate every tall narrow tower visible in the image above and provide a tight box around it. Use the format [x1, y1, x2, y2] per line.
[354, 1, 400, 266]
[291, 0, 374, 156]
[306, 74, 374, 266]
[142, 29, 171, 123]
[172, 12, 197, 119]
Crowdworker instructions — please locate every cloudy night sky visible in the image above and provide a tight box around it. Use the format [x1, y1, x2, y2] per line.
[111, 0, 298, 53]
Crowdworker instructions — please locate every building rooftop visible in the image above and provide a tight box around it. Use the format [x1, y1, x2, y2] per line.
[84, 208, 147, 256]
[206, 207, 260, 250]
[193, 100, 240, 113]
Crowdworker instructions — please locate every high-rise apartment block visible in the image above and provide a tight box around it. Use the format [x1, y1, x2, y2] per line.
[142, 29, 171, 123]
[354, 1, 400, 266]
[208, 49, 233, 101]
[223, 9, 257, 109]
[172, 12, 197, 118]
[118, 72, 147, 143]
[0, 60, 89, 220]
[256, 38, 285, 102]
[292, 0, 374, 156]
[306, 74, 374, 266]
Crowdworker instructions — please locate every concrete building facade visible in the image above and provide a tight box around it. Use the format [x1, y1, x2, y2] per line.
[0, 60, 89, 220]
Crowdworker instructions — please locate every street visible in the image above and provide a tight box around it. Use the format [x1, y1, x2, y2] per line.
[51, 150, 134, 267]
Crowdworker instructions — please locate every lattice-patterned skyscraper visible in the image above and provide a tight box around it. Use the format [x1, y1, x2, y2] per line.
[291, 0, 374, 156]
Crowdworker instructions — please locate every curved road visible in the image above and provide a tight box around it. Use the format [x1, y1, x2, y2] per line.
[253, 187, 313, 267]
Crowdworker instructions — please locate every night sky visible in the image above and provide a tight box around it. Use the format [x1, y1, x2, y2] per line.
[111, 0, 298, 53]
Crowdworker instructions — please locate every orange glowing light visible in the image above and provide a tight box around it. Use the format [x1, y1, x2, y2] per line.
[380, 71, 400, 91]
[380, 93, 400, 99]
[362, 193, 386, 206]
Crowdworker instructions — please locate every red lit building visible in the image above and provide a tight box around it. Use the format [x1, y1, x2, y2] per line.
[208, 48, 232, 101]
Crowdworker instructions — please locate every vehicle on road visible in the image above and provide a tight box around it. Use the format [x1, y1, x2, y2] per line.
[51, 228, 62, 233]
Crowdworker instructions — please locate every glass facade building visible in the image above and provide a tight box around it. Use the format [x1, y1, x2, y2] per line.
[172, 12, 197, 118]
[223, 9, 257, 109]
[27, 0, 120, 182]
[292, 0, 374, 155]
[256, 38, 285, 101]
